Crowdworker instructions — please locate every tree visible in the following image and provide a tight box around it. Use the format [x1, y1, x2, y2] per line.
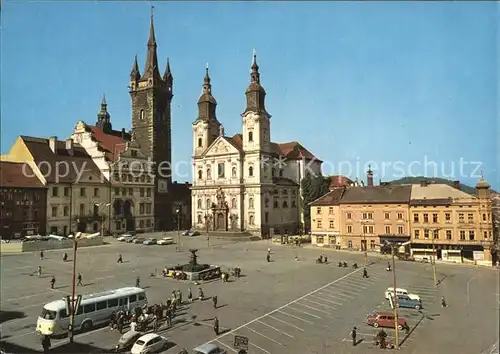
[301, 174, 331, 233]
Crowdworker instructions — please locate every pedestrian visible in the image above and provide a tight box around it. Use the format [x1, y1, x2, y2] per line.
[441, 296, 447, 308]
[188, 288, 193, 303]
[63, 253, 68, 262]
[50, 276, 56, 289]
[40, 251, 44, 260]
[363, 268, 368, 278]
[77, 273, 83, 286]
[37, 265, 42, 277]
[351, 326, 357, 346]
[324, 256, 328, 263]
[153, 314, 158, 332]
[266, 253, 271, 262]
[117, 254, 123, 263]
[213, 316, 219, 335]
[198, 287, 204, 301]
[178, 290, 183, 304]
[212, 294, 218, 309]
[136, 276, 140, 288]
[41, 335, 51, 354]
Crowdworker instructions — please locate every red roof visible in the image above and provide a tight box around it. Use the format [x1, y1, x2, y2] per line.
[88, 126, 128, 162]
[329, 175, 353, 190]
[0, 161, 45, 188]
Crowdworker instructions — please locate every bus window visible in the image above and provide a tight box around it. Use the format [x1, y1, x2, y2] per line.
[108, 299, 118, 307]
[119, 298, 128, 307]
[83, 303, 96, 314]
[40, 308, 57, 320]
[59, 309, 68, 319]
[96, 301, 107, 311]
[76, 306, 83, 316]
[138, 293, 146, 301]
[129, 295, 137, 303]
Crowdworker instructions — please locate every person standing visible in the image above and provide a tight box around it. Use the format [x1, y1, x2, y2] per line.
[117, 254, 123, 263]
[77, 273, 83, 286]
[178, 290, 183, 304]
[40, 251, 44, 260]
[188, 288, 193, 303]
[41, 335, 51, 354]
[50, 276, 56, 289]
[136, 276, 140, 288]
[213, 316, 219, 335]
[37, 265, 42, 277]
[351, 326, 357, 346]
[152, 314, 158, 332]
[441, 296, 447, 308]
[198, 287, 204, 301]
[212, 294, 218, 309]
[363, 268, 368, 278]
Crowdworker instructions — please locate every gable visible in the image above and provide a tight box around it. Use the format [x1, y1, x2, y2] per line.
[202, 136, 240, 157]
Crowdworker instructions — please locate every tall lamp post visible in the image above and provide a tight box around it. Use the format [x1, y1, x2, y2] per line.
[425, 227, 440, 287]
[68, 234, 82, 343]
[380, 240, 411, 350]
[176, 206, 181, 252]
[95, 203, 111, 236]
[360, 220, 368, 267]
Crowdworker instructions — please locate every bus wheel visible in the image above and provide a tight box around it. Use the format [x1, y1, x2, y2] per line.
[81, 320, 93, 332]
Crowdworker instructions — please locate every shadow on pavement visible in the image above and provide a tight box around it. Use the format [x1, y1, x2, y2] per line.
[0, 311, 26, 324]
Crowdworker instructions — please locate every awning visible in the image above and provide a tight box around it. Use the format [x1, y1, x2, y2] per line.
[378, 235, 411, 244]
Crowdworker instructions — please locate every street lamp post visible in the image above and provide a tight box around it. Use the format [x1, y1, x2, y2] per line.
[360, 220, 367, 267]
[69, 238, 78, 343]
[176, 207, 180, 252]
[425, 227, 439, 287]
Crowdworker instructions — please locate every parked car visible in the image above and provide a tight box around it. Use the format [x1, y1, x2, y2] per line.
[143, 238, 157, 245]
[157, 237, 174, 245]
[188, 231, 201, 237]
[115, 330, 143, 352]
[394, 294, 422, 310]
[181, 230, 191, 236]
[193, 343, 227, 354]
[117, 233, 134, 242]
[133, 237, 146, 244]
[384, 287, 421, 301]
[365, 311, 408, 330]
[131, 333, 168, 354]
[125, 237, 137, 243]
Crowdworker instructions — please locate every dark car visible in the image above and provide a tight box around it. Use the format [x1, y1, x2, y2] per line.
[132, 237, 146, 244]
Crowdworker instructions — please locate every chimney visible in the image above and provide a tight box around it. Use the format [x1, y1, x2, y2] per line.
[49, 136, 57, 154]
[66, 138, 74, 155]
[367, 165, 374, 187]
[121, 128, 126, 140]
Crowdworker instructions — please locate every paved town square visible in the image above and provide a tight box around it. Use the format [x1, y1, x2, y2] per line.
[1, 236, 498, 354]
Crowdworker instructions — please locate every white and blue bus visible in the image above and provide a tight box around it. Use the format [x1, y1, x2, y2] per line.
[36, 287, 147, 336]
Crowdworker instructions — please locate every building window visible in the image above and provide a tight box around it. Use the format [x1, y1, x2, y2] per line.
[140, 109, 144, 120]
[384, 212, 390, 220]
[140, 188, 145, 197]
[414, 230, 419, 239]
[146, 220, 151, 227]
[197, 199, 202, 209]
[291, 200, 296, 208]
[347, 225, 352, 233]
[248, 131, 253, 142]
[139, 203, 145, 214]
[139, 220, 144, 229]
[207, 168, 211, 180]
[249, 198, 254, 209]
[446, 230, 452, 240]
[397, 212, 403, 220]
[115, 221, 121, 230]
[468, 231, 475, 240]
[315, 207, 320, 214]
[433, 229, 439, 239]
[64, 187, 70, 197]
[329, 220, 334, 229]
[398, 226, 404, 235]
[317, 220, 322, 228]
[128, 188, 133, 196]
[93, 204, 99, 217]
[197, 214, 202, 224]
[94, 188, 99, 197]
[80, 188, 86, 197]
[198, 170, 203, 180]
[348, 240, 353, 248]
[467, 213, 474, 223]
[63, 206, 69, 216]
[249, 215, 255, 225]
[273, 200, 279, 208]
[484, 231, 488, 239]
[52, 187, 59, 197]
[231, 198, 237, 209]
[283, 201, 288, 208]
[423, 213, 428, 223]
[248, 166, 254, 177]
[369, 225, 374, 234]
[79, 203, 85, 216]
[316, 235, 324, 244]
[146, 188, 151, 197]
[206, 199, 211, 209]
[114, 188, 120, 196]
[217, 163, 225, 178]
[460, 230, 466, 240]
[232, 167, 237, 178]
[424, 229, 429, 239]
[385, 225, 391, 234]
[370, 240, 376, 249]
[51, 206, 58, 217]
[445, 213, 451, 223]
[413, 214, 419, 223]
[459, 213, 464, 223]
[346, 212, 352, 219]
[432, 213, 438, 223]
[198, 138, 202, 147]
[328, 207, 333, 215]
[482, 213, 487, 221]
[264, 198, 269, 208]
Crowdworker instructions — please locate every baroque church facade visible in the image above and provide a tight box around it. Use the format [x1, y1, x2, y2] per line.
[191, 56, 322, 237]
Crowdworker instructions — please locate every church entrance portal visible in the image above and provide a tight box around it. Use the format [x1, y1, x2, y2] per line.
[212, 188, 229, 232]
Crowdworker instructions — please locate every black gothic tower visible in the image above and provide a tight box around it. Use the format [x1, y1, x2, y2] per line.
[129, 8, 173, 230]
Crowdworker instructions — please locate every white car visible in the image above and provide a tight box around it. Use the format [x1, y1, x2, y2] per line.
[131, 333, 168, 354]
[384, 287, 421, 301]
[117, 233, 134, 241]
[157, 237, 174, 245]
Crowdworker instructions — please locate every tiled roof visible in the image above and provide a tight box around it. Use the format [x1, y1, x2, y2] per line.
[225, 134, 243, 150]
[0, 161, 45, 188]
[87, 125, 130, 162]
[410, 184, 474, 200]
[20, 136, 104, 184]
[328, 175, 353, 189]
[340, 185, 412, 204]
[310, 187, 346, 206]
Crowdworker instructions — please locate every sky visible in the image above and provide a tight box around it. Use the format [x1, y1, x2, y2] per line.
[2, 1, 498, 190]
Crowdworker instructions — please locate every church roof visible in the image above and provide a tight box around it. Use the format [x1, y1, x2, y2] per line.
[87, 125, 131, 162]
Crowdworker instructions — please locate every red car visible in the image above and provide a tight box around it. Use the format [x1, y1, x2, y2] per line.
[366, 311, 408, 330]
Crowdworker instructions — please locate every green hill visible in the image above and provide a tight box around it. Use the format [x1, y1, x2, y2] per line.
[388, 176, 479, 195]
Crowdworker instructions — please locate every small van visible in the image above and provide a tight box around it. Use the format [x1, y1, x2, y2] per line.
[384, 287, 420, 301]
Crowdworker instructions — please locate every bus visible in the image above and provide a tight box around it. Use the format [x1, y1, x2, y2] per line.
[36, 287, 147, 336]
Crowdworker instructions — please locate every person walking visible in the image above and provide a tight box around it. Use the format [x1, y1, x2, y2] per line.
[441, 296, 447, 307]
[212, 294, 218, 309]
[41, 335, 51, 354]
[178, 290, 183, 304]
[77, 273, 83, 286]
[136, 276, 140, 288]
[37, 265, 42, 277]
[188, 288, 193, 303]
[198, 287, 204, 301]
[50, 276, 56, 289]
[213, 316, 219, 335]
[63, 253, 68, 262]
[117, 254, 123, 263]
[152, 314, 158, 332]
[363, 268, 368, 278]
[351, 326, 357, 346]
[40, 251, 44, 261]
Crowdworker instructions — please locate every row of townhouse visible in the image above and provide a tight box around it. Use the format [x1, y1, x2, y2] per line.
[309, 169, 496, 266]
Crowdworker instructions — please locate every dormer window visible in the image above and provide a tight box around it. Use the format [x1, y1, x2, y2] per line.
[140, 110, 144, 120]
[248, 131, 253, 142]
[198, 138, 202, 148]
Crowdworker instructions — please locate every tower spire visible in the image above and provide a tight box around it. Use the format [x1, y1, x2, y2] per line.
[243, 49, 267, 115]
[130, 55, 141, 81]
[197, 64, 217, 121]
[203, 63, 211, 94]
[96, 94, 112, 133]
[142, 6, 160, 79]
[250, 50, 260, 84]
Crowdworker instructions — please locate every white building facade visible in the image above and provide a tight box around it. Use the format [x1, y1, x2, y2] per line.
[191, 57, 322, 237]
